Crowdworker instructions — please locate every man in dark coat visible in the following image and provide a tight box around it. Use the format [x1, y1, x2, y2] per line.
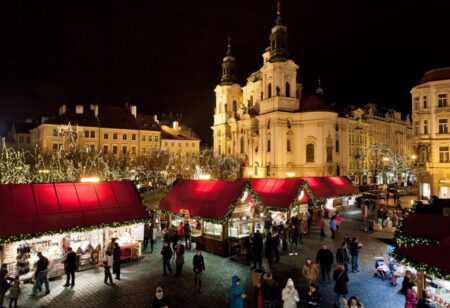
[260, 272, 279, 308]
[193, 249, 205, 292]
[264, 232, 274, 269]
[251, 230, 263, 269]
[333, 264, 349, 298]
[336, 242, 350, 272]
[63, 247, 77, 287]
[0, 265, 13, 308]
[184, 220, 192, 250]
[350, 237, 362, 272]
[302, 283, 323, 307]
[161, 242, 173, 275]
[112, 242, 121, 280]
[31, 252, 50, 296]
[315, 244, 334, 281]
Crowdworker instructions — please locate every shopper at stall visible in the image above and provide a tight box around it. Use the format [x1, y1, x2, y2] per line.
[63, 247, 77, 287]
[302, 258, 320, 286]
[251, 230, 263, 269]
[112, 242, 121, 280]
[400, 270, 414, 295]
[103, 244, 114, 284]
[336, 242, 350, 272]
[281, 278, 299, 308]
[264, 232, 275, 270]
[228, 275, 246, 308]
[8, 275, 21, 308]
[31, 252, 50, 296]
[161, 242, 173, 275]
[405, 286, 418, 308]
[301, 283, 323, 307]
[193, 249, 205, 292]
[417, 289, 437, 308]
[184, 220, 192, 250]
[174, 241, 185, 276]
[151, 286, 170, 308]
[260, 272, 279, 308]
[177, 222, 185, 241]
[16, 248, 30, 276]
[333, 263, 349, 300]
[315, 244, 334, 281]
[349, 238, 362, 272]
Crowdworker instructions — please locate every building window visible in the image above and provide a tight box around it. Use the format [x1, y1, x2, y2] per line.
[26, 136, 30, 144]
[438, 94, 448, 108]
[103, 145, 108, 154]
[122, 146, 127, 154]
[268, 83, 272, 98]
[84, 130, 90, 138]
[131, 146, 136, 155]
[267, 140, 271, 152]
[89, 131, 94, 138]
[52, 144, 58, 151]
[285, 82, 290, 97]
[132, 134, 136, 141]
[306, 144, 315, 162]
[414, 121, 419, 135]
[440, 147, 450, 163]
[19, 136, 24, 143]
[178, 143, 181, 147]
[52, 129, 58, 137]
[336, 140, 340, 153]
[439, 119, 448, 134]
[423, 96, 428, 108]
[149, 135, 153, 142]
[423, 120, 428, 134]
[233, 100, 237, 113]
[240, 137, 244, 153]
[113, 146, 118, 155]
[88, 144, 95, 152]
[171, 142, 174, 147]
[123, 134, 127, 140]
[414, 97, 419, 110]
[155, 136, 158, 142]
[142, 135, 146, 142]
[287, 140, 291, 152]
[104, 132, 108, 139]
[113, 133, 118, 140]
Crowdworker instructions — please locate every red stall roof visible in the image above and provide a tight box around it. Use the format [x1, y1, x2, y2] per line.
[0, 181, 148, 242]
[402, 214, 450, 241]
[159, 179, 249, 220]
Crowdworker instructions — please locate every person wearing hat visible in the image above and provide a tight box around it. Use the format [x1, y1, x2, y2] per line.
[151, 286, 170, 308]
[228, 275, 246, 308]
[281, 278, 299, 308]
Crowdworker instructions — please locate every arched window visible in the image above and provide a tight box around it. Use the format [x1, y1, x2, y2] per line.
[232, 100, 237, 113]
[240, 137, 244, 154]
[285, 82, 290, 97]
[224, 103, 228, 112]
[276, 86, 280, 96]
[268, 83, 272, 98]
[306, 144, 315, 162]
[287, 140, 291, 152]
[218, 145, 221, 155]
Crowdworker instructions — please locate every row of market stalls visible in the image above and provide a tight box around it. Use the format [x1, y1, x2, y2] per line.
[0, 181, 148, 280]
[159, 176, 358, 256]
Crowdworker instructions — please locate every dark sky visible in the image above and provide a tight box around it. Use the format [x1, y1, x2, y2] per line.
[1, 0, 449, 143]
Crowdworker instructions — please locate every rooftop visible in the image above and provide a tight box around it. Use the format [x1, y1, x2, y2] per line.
[418, 67, 450, 85]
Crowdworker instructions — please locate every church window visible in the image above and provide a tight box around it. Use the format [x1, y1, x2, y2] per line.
[250, 95, 253, 107]
[287, 140, 291, 152]
[233, 100, 237, 113]
[267, 140, 271, 152]
[285, 82, 291, 97]
[327, 145, 333, 162]
[276, 86, 280, 96]
[224, 103, 228, 112]
[240, 137, 244, 154]
[306, 144, 315, 162]
[268, 83, 272, 98]
[336, 140, 340, 153]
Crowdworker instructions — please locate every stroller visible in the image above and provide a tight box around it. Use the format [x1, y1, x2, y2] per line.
[374, 256, 391, 280]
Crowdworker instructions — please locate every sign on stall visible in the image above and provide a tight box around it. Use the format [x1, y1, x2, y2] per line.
[134, 224, 144, 241]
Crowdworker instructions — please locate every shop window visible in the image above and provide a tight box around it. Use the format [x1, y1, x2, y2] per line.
[439, 146, 449, 163]
[203, 222, 222, 239]
[438, 94, 448, 108]
[306, 144, 315, 162]
[229, 218, 253, 238]
[439, 119, 448, 134]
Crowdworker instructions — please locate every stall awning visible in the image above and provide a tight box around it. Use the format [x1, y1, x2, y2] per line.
[159, 179, 247, 220]
[0, 181, 148, 242]
[402, 214, 450, 241]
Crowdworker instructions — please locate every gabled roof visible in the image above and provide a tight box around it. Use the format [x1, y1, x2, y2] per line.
[0, 181, 149, 242]
[418, 67, 450, 85]
[136, 114, 160, 131]
[299, 94, 335, 113]
[45, 110, 99, 127]
[14, 122, 39, 134]
[248, 178, 308, 209]
[98, 106, 139, 130]
[160, 125, 198, 141]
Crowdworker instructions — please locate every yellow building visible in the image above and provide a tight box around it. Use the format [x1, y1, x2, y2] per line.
[160, 124, 201, 155]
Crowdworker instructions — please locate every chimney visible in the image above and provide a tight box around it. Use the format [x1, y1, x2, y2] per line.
[153, 115, 159, 124]
[75, 105, 84, 114]
[59, 104, 67, 115]
[130, 105, 137, 118]
[172, 121, 179, 131]
[90, 104, 99, 117]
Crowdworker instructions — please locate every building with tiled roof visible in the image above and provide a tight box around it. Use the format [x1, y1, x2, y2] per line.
[160, 124, 200, 155]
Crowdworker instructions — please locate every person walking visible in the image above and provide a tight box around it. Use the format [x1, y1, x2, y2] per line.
[31, 252, 50, 296]
[144, 223, 151, 252]
[336, 212, 342, 232]
[0, 265, 12, 308]
[228, 275, 246, 308]
[8, 276, 21, 308]
[174, 241, 185, 276]
[161, 242, 173, 275]
[184, 220, 192, 250]
[177, 222, 185, 242]
[273, 232, 280, 264]
[290, 225, 299, 255]
[316, 244, 334, 282]
[333, 263, 349, 301]
[252, 231, 263, 269]
[319, 216, 326, 237]
[301, 283, 323, 308]
[151, 286, 170, 308]
[302, 258, 320, 286]
[260, 272, 279, 308]
[193, 249, 205, 292]
[103, 244, 114, 284]
[349, 238, 362, 272]
[112, 242, 121, 280]
[405, 286, 418, 308]
[281, 278, 299, 308]
[150, 224, 157, 253]
[336, 242, 350, 272]
[265, 232, 275, 269]
[282, 224, 289, 252]
[63, 247, 77, 287]
[330, 216, 337, 239]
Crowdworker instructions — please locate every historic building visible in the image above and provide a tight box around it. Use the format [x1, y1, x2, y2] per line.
[212, 4, 412, 181]
[411, 67, 450, 199]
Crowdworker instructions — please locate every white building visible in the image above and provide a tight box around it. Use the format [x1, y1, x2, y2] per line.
[411, 67, 450, 199]
[212, 4, 412, 181]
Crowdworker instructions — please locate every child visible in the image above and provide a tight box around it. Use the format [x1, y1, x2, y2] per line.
[9, 276, 21, 308]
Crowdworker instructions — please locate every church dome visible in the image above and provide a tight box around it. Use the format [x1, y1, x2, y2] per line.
[299, 94, 334, 112]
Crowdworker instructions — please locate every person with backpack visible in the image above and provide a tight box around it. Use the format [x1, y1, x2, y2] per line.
[161, 242, 173, 275]
[193, 249, 205, 292]
[228, 275, 246, 308]
[174, 241, 185, 276]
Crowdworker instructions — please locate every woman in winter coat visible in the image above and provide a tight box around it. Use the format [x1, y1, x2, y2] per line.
[302, 258, 320, 285]
[405, 286, 418, 308]
[333, 263, 349, 299]
[151, 286, 170, 308]
[281, 278, 299, 308]
[228, 275, 246, 308]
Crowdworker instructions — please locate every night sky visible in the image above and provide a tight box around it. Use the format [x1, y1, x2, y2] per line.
[1, 0, 449, 143]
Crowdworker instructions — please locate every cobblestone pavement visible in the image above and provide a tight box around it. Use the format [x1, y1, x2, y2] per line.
[8, 207, 405, 308]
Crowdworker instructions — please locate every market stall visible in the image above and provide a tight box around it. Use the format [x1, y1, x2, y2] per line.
[0, 180, 149, 280]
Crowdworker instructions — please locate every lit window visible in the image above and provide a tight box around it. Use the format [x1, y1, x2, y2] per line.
[439, 119, 448, 134]
[84, 130, 90, 138]
[306, 144, 315, 162]
[52, 129, 58, 137]
[438, 94, 448, 108]
[132, 134, 136, 141]
[142, 135, 146, 142]
[423, 96, 428, 108]
[440, 147, 449, 163]
[113, 133, 118, 140]
[104, 133, 108, 139]
[123, 134, 127, 140]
